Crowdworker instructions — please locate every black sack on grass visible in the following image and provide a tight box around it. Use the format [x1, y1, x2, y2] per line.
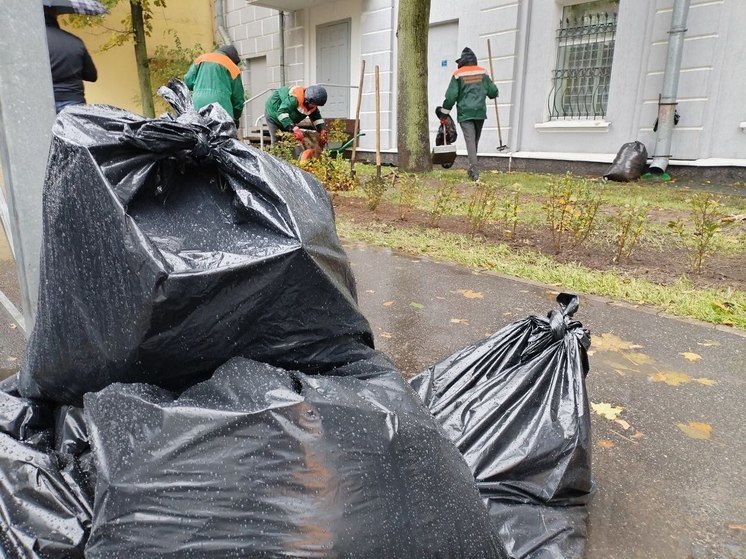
[0, 377, 92, 558]
[20, 79, 373, 405]
[411, 293, 593, 559]
[83, 356, 507, 559]
[604, 141, 648, 182]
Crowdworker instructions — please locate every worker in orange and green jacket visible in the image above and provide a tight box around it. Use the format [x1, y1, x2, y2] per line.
[439, 47, 498, 182]
[264, 85, 328, 147]
[184, 45, 245, 125]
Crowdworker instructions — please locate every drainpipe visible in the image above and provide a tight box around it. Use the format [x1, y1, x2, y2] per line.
[648, 0, 690, 175]
[215, 0, 231, 46]
[279, 10, 286, 86]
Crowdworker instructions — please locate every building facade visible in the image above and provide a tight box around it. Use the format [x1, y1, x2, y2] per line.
[222, 0, 746, 170]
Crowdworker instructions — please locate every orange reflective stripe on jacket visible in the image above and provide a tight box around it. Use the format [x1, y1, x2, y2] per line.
[453, 65, 488, 84]
[194, 53, 241, 79]
[290, 85, 313, 115]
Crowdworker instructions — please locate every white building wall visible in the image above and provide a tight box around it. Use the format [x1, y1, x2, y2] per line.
[360, 0, 396, 150]
[427, 0, 520, 154]
[224, 0, 745, 165]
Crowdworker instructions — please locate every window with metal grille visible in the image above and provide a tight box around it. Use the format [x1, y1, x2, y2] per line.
[548, 1, 619, 120]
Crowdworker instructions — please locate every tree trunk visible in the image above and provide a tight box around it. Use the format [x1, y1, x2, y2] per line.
[396, 0, 432, 172]
[130, 0, 154, 117]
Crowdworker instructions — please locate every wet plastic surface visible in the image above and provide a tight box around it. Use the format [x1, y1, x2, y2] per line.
[19, 79, 373, 405]
[83, 356, 507, 559]
[604, 141, 648, 182]
[411, 294, 593, 559]
[0, 377, 91, 558]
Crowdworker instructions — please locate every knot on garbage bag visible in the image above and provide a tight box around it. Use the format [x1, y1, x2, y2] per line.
[548, 293, 582, 342]
[119, 78, 236, 163]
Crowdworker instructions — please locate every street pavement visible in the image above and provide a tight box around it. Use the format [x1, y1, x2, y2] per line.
[0, 222, 743, 558]
[344, 242, 745, 559]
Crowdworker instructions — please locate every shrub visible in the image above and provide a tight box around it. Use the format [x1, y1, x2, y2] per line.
[668, 193, 727, 273]
[466, 182, 500, 233]
[430, 182, 459, 227]
[612, 200, 648, 263]
[395, 172, 425, 220]
[544, 173, 603, 253]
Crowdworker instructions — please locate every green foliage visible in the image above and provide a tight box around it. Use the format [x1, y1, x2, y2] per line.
[266, 132, 297, 162]
[544, 173, 603, 253]
[429, 182, 459, 227]
[325, 119, 349, 145]
[668, 193, 727, 274]
[303, 151, 358, 193]
[466, 182, 500, 233]
[498, 186, 521, 239]
[612, 199, 649, 262]
[394, 172, 425, 220]
[67, 0, 166, 50]
[149, 31, 203, 113]
[360, 174, 391, 211]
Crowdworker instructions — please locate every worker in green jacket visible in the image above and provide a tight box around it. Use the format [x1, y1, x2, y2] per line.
[264, 85, 328, 147]
[184, 45, 245, 125]
[439, 47, 498, 182]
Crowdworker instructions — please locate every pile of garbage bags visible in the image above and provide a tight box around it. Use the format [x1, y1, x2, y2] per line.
[1, 80, 593, 558]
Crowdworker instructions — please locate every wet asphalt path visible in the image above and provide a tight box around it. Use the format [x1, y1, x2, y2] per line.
[0, 226, 743, 558]
[345, 242, 745, 559]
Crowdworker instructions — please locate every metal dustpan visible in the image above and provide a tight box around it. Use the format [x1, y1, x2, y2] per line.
[432, 144, 457, 167]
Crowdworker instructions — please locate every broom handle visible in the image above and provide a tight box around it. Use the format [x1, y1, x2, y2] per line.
[375, 65, 381, 180]
[487, 39, 504, 147]
[350, 60, 365, 175]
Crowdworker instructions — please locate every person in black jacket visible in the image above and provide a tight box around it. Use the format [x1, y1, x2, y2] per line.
[44, 8, 98, 113]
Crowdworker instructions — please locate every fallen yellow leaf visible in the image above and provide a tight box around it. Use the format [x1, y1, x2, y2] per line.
[591, 402, 624, 421]
[365, 289, 375, 294]
[680, 352, 702, 362]
[650, 371, 692, 386]
[455, 289, 483, 299]
[593, 333, 643, 353]
[598, 439, 615, 449]
[677, 422, 713, 440]
[383, 301, 395, 307]
[727, 523, 746, 532]
[449, 318, 469, 325]
[379, 332, 393, 339]
[9, 323, 16, 330]
[632, 431, 645, 440]
[697, 340, 721, 347]
[696, 377, 717, 386]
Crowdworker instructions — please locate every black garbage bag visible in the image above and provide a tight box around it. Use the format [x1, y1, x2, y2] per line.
[20, 79, 373, 405]
[435, 105, 458, 146]
[604, 141, 648, 182]
[83, 356, 507, 558]
[0, 376, 92, 558]
[410, 293, 593, 559]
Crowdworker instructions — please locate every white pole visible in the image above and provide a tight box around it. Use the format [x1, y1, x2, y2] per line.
[0, 0, 56, 334]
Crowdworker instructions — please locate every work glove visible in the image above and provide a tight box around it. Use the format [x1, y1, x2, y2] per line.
[292, 126, 305, 142]
[319, 129, 328, 147]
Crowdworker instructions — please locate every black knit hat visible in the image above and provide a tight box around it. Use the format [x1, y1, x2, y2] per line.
[217, 45, 240, 65]
[455, 47, 477, 68]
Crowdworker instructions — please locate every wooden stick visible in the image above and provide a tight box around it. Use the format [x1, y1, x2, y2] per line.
[487, 39, 505, 150]
[375, 65, 381, 180]
[350, 59, 365, 176]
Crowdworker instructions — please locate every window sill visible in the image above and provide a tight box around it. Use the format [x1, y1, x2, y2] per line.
[740, 122, 746, 132]
[535, 120, 611, 131]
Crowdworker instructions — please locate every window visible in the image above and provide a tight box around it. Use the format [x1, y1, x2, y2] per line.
[548, 1, 619, 120]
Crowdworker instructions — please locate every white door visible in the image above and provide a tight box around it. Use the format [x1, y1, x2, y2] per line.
[316, 20, 351, 118]
[428, 21, 462, 151]
[244, 56, 268, 129]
